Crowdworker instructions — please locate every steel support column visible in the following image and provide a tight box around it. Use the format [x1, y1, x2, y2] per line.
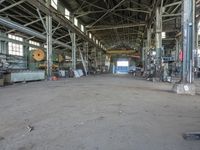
[46, 15, 52, 78]
[84, 42, 89, 70]
[99, 51, 102, 70]
[145, 28, 152, 71]
[71, 33, 76, 70]
[175, 37, 181, 62]
[142, 45, 145, 69]
[155, 7, 162, 77]
[172, 0, 196, 95]
[182, 0, 195, 83]
[94, 47, 97, 68]
[197, 22, 200, 68]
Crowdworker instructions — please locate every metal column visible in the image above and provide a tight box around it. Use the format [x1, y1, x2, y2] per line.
[145, 28, 152, 71]
[84, 42, 89, 70]
[45, 0, 52, 78]
[147, 29, 152, 50]
[99, 51, 102, 70]
[71, 32, 76, 70]
[155, 7, 162, 76]
[197, 22, 200, 68]
[175, 37, 181, 62]
[182, 0, 195, 83]
[94, 47, 97, 68]
[46, 16, 52, 78]
[142, 44, 145, 69]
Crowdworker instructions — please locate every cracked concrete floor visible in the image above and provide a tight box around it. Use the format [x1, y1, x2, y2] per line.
[0, 74, 200, 150]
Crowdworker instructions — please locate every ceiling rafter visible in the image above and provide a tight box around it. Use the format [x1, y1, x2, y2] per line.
[0, 0, 26, 13]
[87, 0, 127, 28]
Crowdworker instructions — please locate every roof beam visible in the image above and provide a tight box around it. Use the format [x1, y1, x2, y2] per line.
[131, 1, 152, 11]
[87, 0, 126, 28]
[25, 0, 104, 51]
[115, 8, 150, 14]
[6, 17, 45, 34]
[77, 0, 106, 12]
[163, 1, 182, 8]
[0, 0, 26, 13]
[87, 23, 146, 31]
[0, 16, 71, 49]
[0, 0, 6, 4]
[162, 13, 181, 17]
[75, 10, 106, 18]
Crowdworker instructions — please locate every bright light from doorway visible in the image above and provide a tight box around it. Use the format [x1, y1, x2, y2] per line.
[117, 61, 129, 67]
[152, 51, 156, 55]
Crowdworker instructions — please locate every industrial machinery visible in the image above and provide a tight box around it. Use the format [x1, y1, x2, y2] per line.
[29, 49, 45, 70]
[4, 70, 45, 83]
[0, 57, 9, 86]
[0, 57, 9, 71]
[32, 49, 45, 61]
[29, 49, 65, 71]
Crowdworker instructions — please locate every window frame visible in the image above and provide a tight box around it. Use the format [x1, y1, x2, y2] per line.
[8, 34, 24, 56]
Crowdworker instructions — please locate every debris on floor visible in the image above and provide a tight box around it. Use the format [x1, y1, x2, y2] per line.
[27, 125, 34, 132]
[182, 132, 200, 141]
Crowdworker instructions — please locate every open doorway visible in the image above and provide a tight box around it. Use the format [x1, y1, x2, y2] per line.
[116, 60, 129, 74]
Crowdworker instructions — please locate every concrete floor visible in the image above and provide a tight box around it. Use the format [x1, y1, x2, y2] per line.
[0, 74, 200, 150]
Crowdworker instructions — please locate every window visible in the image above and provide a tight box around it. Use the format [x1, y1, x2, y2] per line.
[93, 36, 95, 42]
[89, 33, 92, 39]
[96, 39, 98, 44]
[51, 0, 57, 9]
[74, 17, 78, 26]
[162, 32, 166, 39]
[65, 8, 70, 20]
[81, 24, 84, 32]
[198, 21, 200, 35]
[29, 40, 40, 51]
[8, 34, 23, 56]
